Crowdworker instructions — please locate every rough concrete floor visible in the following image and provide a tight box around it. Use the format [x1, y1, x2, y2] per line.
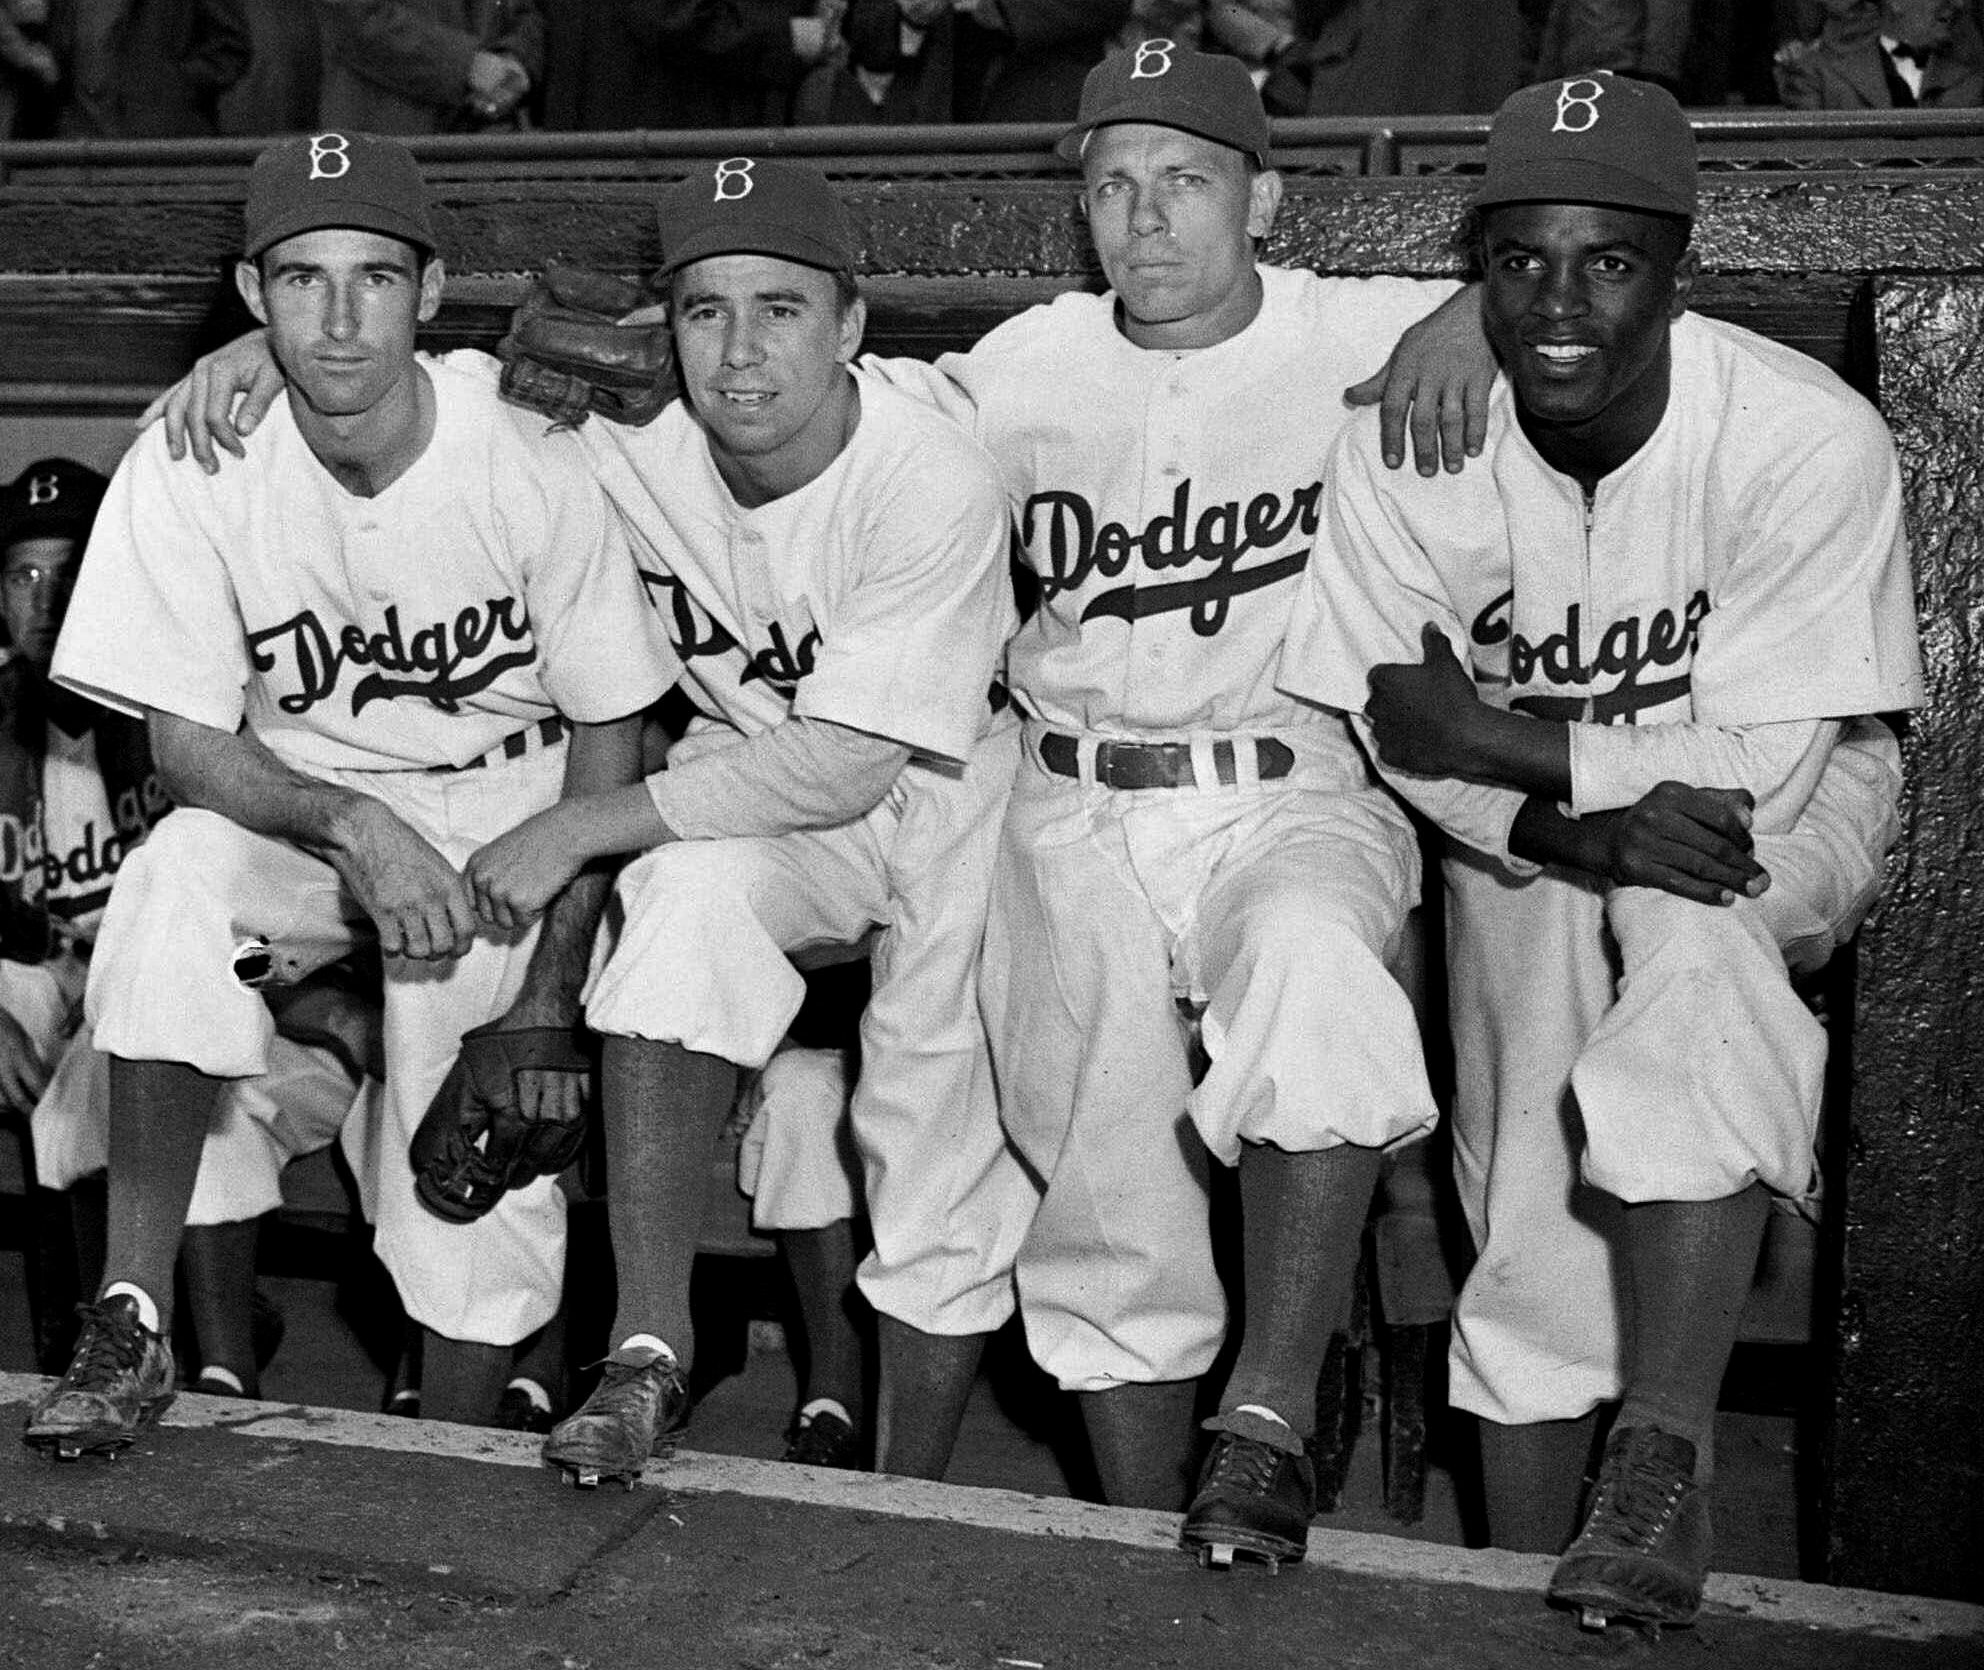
[0, 1385, 1977, 1670]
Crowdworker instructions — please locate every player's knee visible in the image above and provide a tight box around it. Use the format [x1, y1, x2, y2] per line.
[91, 822, 254, 985]
[1230, 891, 1393, 1001]
[616, 839, 762, 937]
[1609, 886, 1778, 984]
[109, 808, 247, 919]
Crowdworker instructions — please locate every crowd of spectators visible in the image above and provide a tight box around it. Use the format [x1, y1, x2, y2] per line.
[0, 0, 1977, 143]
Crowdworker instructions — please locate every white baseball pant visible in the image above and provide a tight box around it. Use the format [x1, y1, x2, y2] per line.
[29, 1006, 362, 1226]
[83, 744, 570, 1347]
[1446, 723, 1904, 1426]
[735, 1046, 860, 1232]
[584, 718, 1032, 1338]
[981, 720, 1439, 1393]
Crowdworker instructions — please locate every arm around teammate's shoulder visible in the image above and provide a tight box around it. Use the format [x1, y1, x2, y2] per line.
[135, 328, 284, 476]
[1338, 279, 1494, 478]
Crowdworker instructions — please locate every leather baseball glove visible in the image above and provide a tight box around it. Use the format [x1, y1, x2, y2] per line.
[410, 1019, 597, 1224]
[496, 266, 676, 427]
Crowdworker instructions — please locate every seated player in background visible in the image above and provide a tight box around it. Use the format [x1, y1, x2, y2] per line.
[731, 957, 872, 1470]
[0, 456, 378, 1402]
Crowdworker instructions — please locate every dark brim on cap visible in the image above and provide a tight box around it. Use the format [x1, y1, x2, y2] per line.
[657, 226, 854, 280]
[1474, 156, 1694, 220]
[247, 203, 437, 262]
[1054, 104, 1270, 169]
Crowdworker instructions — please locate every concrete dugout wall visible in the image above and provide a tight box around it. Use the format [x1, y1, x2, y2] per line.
[0, 130, 1976, 1600]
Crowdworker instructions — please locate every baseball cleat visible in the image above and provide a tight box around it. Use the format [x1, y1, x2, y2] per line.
[1179, 1429, 1316, 1575]
[781, 1406, 862, 1470]
[1547, 1425, 1709, 1631]
[23, 1295, 176, 1461]
[540, 1344, 689, 1491]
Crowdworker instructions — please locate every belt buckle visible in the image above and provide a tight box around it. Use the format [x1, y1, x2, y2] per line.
[1096, 740, 1189, 791]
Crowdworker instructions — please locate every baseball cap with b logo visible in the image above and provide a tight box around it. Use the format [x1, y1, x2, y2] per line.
[1475, 72, 1697, 220]
[1056, 41, 1273, 170]
[0, 458, 108, 556]
[655, 158, 859, 281]
[242, 131, 439, 262]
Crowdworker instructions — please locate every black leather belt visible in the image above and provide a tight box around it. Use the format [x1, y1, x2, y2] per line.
[1037, 732, 1295, 791]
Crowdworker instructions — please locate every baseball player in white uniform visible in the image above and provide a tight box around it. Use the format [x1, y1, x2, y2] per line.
[457, 159, 1035, 1489]
[24, 131, 673, 1459]
[861, 43, 1494, 1568]
[1282, 75, 1924, 1627]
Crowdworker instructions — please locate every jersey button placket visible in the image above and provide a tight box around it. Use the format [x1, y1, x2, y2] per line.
[343, 516, 392, 609]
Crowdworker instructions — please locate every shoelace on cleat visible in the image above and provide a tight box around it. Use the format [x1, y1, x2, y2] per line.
[1582, 1441, 1686, 1551]
[579, 1355, 684, 1425]
[61, 1302, 149, 1390]
[1203, 1434, 1283, 1497]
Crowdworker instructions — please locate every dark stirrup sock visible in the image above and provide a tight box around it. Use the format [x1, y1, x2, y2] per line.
[103, 1055, 226, 1338]
[598, 1036, 738, 1372]
[1217, 1139, 1383, 1435]
[1616, 1185, 1772, 1482]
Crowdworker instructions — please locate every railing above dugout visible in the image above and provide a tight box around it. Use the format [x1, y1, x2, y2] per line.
[3, 106, 1984, 183]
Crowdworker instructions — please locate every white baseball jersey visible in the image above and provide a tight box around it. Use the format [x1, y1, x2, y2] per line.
[574, 369, 1013, 766]
[40, 725, 158, 942]
[878, 264, 1458, 736]
[1282, 309, 1926, 1425]
[55, 353, 674, 772]
[1285, 311, 1925, 814]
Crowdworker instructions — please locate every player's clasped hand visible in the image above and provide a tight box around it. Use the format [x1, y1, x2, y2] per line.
[467, 804, 586, 932]
[1366, 622, 1482, 777]
[1589, 781, 1769, 907]
[332, 797, 479, 961]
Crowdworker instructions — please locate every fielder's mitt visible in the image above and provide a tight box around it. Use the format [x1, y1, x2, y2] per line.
[410, 1019, 597, 1224]
[496, 266, 676, 428]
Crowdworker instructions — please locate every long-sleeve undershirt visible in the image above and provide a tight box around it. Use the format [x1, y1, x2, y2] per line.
[645, 715, 912, 843]
[1571, 716, 1836, 835]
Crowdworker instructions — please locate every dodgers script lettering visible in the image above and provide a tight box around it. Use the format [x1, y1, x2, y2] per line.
[1023, 478, 1322, 637]
[247, 598, 534, 716]
[638, 570, 822, 702]
[1470, 587, 1712, 723]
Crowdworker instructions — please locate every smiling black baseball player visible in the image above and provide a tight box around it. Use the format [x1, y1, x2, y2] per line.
[1283, 73, 1924, 1629]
